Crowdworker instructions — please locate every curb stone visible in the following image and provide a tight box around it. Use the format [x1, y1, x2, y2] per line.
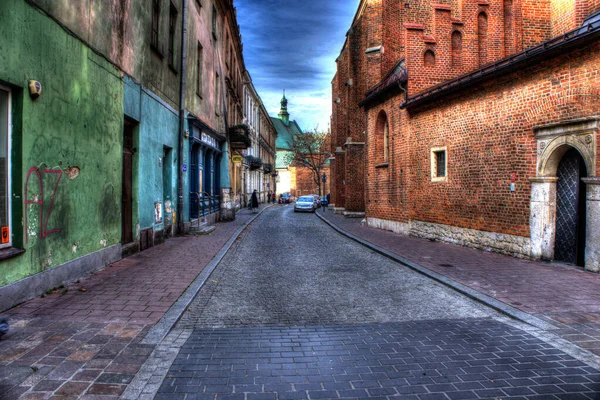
[316, 212, 554, 330]
[142, 204, 275, 345]
[316, 213, 600, 369]
[122, 205, 275, 399]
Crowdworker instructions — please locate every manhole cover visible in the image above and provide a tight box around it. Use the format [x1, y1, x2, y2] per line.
[438, 264, 455, 268]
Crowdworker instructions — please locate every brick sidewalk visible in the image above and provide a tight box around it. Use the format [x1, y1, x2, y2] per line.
[0, 205, 269, 399]
[320, 211, 600, 356]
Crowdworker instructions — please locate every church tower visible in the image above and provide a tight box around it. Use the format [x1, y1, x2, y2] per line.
[278, 90, 290, 126]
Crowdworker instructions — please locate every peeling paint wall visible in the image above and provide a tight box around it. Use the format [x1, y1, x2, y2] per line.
[0, 1, 123, 286]
[138, 90, 179, 233]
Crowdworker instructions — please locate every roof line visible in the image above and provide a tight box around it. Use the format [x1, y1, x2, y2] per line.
[403, 21, 600, 109]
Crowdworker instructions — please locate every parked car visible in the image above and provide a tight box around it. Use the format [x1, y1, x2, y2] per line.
[280, 193, 293, 204]
[320, 196, 328, 207]
[294, 196, 316, 213]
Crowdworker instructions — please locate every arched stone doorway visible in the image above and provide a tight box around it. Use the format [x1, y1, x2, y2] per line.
[530, 117, 599, 272]
[554, 148, 587, 266]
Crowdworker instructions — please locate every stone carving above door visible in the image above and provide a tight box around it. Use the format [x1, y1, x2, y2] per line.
[534, 117, 597, 178]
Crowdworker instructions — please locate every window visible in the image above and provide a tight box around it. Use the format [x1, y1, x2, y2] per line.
[196, 43, 203, 96]
[0, 87, 11, 248]
[424, 50, 436, 67]
[431, 147, 447, 182]
[212, 5, 218, 41]
[225, 31, 229, 67]
[215, 73, 221, 115]
[451, 31, 462, 68]
[151, 0, 160, 50]
[168, 3, 177, 68]
[478, 12, 488, 66]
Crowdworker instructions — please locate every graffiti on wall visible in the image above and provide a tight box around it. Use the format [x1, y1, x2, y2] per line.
[24, 167, 63, 244]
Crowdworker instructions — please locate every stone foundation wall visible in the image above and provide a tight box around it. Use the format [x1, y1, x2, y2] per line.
[368, 217, 532, 259]
[366, 217, 410, 236]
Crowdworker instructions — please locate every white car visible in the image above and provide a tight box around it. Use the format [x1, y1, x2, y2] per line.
[294, 196, 316, 213]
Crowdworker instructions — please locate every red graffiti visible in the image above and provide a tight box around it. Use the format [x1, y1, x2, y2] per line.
[24, 167, 63, 244]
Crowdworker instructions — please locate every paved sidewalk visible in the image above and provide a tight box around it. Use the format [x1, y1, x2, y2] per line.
[319, 211, 600, 356]
[0, 204, 271, 399]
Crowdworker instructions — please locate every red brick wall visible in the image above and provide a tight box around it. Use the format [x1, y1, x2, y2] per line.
[365, 41, 600, 237]
[293, 167, 331, 197]
[332, 0, 600, 216]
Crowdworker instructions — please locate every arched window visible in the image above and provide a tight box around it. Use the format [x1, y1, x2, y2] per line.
[424, 50, 436, 67]
[478, 12, 488, 66]
[375, 111, 390, 163]
[451, 31, 462, 67]
[504, 0, 514, 55]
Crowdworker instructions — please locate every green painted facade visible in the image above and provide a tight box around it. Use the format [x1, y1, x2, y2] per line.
[124, 78, 181, 236]
[0, 1, 124, 286]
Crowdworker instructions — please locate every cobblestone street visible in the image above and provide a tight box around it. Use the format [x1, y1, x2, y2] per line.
[154, 206, 600, 399]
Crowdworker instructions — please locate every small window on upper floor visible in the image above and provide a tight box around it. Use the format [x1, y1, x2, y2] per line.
[151, 0, 160, 50]
[212, 5, 218, 41]
[196, 43, 203, 97]
[431, 147, 447, 182]
[215, 73, 221, 115]
[168, 3, 178, 69]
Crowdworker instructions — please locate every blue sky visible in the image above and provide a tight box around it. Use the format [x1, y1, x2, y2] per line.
[235, 0, 360, 132]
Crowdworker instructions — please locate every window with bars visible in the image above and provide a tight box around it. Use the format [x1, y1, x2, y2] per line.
[151, 0, 160, 50]
[431, 147, 447, 182]
[168, 3, 177, 68]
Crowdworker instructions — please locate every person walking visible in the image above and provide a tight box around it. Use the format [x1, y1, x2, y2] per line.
[267, 191, 272, 204]
[250, 189, 259, 213]
[271, 192, 276, 204]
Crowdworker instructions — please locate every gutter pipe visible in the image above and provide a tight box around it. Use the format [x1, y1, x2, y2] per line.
[177, 0, 188, 235]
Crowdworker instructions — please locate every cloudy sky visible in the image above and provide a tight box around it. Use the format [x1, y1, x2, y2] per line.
[235, 0, 361, 132]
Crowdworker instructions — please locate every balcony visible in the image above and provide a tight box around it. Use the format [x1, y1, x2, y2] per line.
[245, 155, 263, 170]
[229, 124, 251, 150]
[263, 163, 273, 174]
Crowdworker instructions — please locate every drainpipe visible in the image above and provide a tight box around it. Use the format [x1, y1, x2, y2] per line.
[177, 0, 188, 235]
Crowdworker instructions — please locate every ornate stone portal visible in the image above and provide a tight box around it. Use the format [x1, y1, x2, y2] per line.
[531, 117, 598, 271]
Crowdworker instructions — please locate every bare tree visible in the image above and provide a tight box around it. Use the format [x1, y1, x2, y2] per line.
[284, 129, 331, 196]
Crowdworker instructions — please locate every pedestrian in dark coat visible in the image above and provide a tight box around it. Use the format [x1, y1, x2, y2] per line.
[250, 190, 259, 213]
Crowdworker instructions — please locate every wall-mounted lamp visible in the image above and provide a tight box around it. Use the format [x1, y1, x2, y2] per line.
[334, 98, 341, 104]
[28, 80, 42, 100]
[345, 79, 353, 87]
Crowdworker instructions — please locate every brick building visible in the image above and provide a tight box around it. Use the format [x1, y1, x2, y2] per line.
[331, 0, 600, 272]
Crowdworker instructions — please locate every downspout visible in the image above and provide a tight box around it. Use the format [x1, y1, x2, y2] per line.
[177, 0, 188, 235]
